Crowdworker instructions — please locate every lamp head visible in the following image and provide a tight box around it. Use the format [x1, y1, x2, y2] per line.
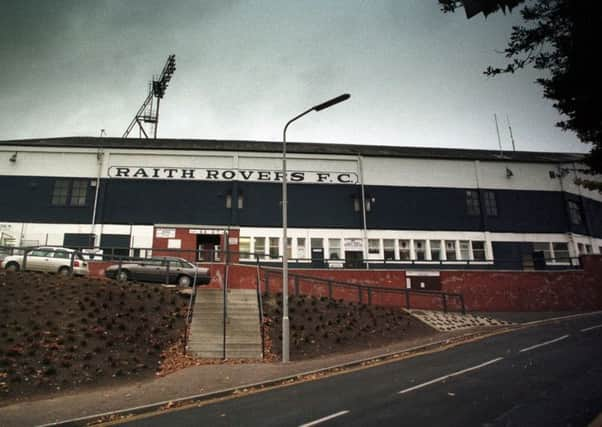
[313, 94, 351, 112]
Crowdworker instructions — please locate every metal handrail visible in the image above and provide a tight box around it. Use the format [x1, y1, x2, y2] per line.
[0, 245, 587, 271]
[254, 256, 265, 359]
[261, 267, 466, 314]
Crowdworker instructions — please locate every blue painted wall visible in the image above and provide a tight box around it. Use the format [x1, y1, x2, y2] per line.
[0, 175, 600, 237]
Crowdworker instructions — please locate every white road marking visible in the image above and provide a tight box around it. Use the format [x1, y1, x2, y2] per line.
[299, 410, 350, 427]
[519, 334, 569, 353]
[398, 357, 504, 395]
[581, 324, 602, 333]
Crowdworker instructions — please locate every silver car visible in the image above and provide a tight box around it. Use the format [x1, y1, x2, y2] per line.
[1, 246, 89, 276]
[104, 257, 211, 287]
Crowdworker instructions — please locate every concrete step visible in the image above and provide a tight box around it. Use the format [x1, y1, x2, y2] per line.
[188, 350, 225, 358]
[188, 288, 263, 359]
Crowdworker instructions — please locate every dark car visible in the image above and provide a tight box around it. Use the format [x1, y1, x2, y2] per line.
[105, 257, 211, 286]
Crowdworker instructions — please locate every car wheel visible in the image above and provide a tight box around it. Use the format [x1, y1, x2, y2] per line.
[5, 262, 20, 272]
[58, 266, 72, 276]
[177, 275, 192, 287]
[116, 270, 130, 282]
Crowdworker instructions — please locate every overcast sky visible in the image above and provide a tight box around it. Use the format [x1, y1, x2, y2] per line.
[0, 0, 586, 153]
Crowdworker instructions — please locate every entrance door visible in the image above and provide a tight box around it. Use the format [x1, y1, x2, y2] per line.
[197, 234, 221, 261]
[344, 251, 364, 268]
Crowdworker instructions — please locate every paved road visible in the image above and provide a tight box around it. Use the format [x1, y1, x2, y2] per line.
[119, 315, 602, 427]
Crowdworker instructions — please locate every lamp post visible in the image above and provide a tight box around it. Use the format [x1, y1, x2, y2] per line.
[281, 93, 350, 363]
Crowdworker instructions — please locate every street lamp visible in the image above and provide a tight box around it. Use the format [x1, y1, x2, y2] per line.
[281, 93, 351, 363]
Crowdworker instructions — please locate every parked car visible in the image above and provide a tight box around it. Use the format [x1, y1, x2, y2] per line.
[104, 257, 211, 286]
[1, 246, 89, 276]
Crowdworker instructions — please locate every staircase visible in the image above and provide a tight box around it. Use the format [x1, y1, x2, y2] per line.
[187, 289, 263, 359]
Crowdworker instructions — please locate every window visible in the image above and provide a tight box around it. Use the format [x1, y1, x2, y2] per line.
[383, 239, 395, 260]
[30, 249, 52, 257]
[368, 239, 380, 255]
[53, 250, 70, 259]
[239, 237, 250, 258]
[533, 242, 552, 260]
[225, 193, 232, 209]
[328, 238, 341, 260]
[552, 242, 569, 262]
[310, 238, 323, 250]
[99, 234, 130, 260]
[578, 243, 585, 255]
[415, 240, 426, 261]
[52, 179, 88, 207]
[269, 237, 279, 258]
[445, 240, 457, 261]
[297, 238, 306, 259]
[254, 237, 265, 259]
[286, 238, 292, 258]
[459, 241, 470, 260]
[237, 192, 244, 209]
[64, 233, 95, 250]
[353, 197, 361, 212]
[472, 241, 486, 261]
[398, 240, 410, 260]
[51, 180, 70, 205]
[585, 244, 592, 254]
[430, 240, 441, 261]
[568, 200, 582, 225]
[484, 191, 497, 216]
[465, 190, 480, 216]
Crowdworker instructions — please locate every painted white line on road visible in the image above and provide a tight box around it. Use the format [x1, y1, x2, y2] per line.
[581, 324, 602, 333]
[398, 357, 504, 395]
[299, 410, 350, 427]
[519, 334, 569, 353]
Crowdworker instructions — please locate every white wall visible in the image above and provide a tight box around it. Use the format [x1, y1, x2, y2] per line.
[1, 145, 599, 201]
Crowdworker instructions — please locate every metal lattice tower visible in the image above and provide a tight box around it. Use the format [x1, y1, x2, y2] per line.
[122, 54, 176, 139]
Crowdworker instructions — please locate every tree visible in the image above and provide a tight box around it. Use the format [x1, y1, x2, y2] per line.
[440, 0, 602, 190]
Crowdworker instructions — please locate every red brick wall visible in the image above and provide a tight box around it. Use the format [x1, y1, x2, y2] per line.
[153, 228, 198, 262]
[88, 255, 602, 312]
[440, 255, 602, 311]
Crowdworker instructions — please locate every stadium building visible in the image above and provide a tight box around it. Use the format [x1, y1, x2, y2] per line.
[0, 137, 600, 272]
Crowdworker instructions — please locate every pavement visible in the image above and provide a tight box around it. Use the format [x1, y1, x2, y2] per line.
[0, 311, 598, 427]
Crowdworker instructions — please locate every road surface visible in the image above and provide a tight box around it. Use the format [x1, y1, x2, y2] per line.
[119, 314, 602, 427]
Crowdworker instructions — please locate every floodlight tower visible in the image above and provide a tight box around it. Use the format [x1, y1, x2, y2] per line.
[122, 54, 176, 139]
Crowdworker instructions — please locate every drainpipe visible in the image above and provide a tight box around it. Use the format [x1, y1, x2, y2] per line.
[358, 154, 368, 269]
[91, 149, 104, 248]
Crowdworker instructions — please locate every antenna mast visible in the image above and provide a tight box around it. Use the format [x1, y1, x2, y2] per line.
[506, 114, 516, 151]
[494, 113, 503, 156]
[122, 54, 176, 138]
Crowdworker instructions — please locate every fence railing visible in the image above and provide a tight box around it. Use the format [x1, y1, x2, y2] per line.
[260, 268, 466, 314]
[0, 244, 586, 272]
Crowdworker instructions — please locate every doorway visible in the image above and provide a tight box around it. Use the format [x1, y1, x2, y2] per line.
[197, 234, 221, 261]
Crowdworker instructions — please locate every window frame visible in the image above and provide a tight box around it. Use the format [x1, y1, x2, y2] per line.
[472, 241, 486, 261]
[51, 179, 89, 207]
[567, 200, 582, 225]
[465, 190, 481, 216]
[483, 190, 498, 216]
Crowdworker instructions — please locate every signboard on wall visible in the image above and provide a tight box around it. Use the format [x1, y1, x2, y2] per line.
[344, 238, 363, 251]
[155, 228, 176, 238]
[167, 239, 181, 249]
[189, 229, 225, 235]
[108, 167, 358, 185]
